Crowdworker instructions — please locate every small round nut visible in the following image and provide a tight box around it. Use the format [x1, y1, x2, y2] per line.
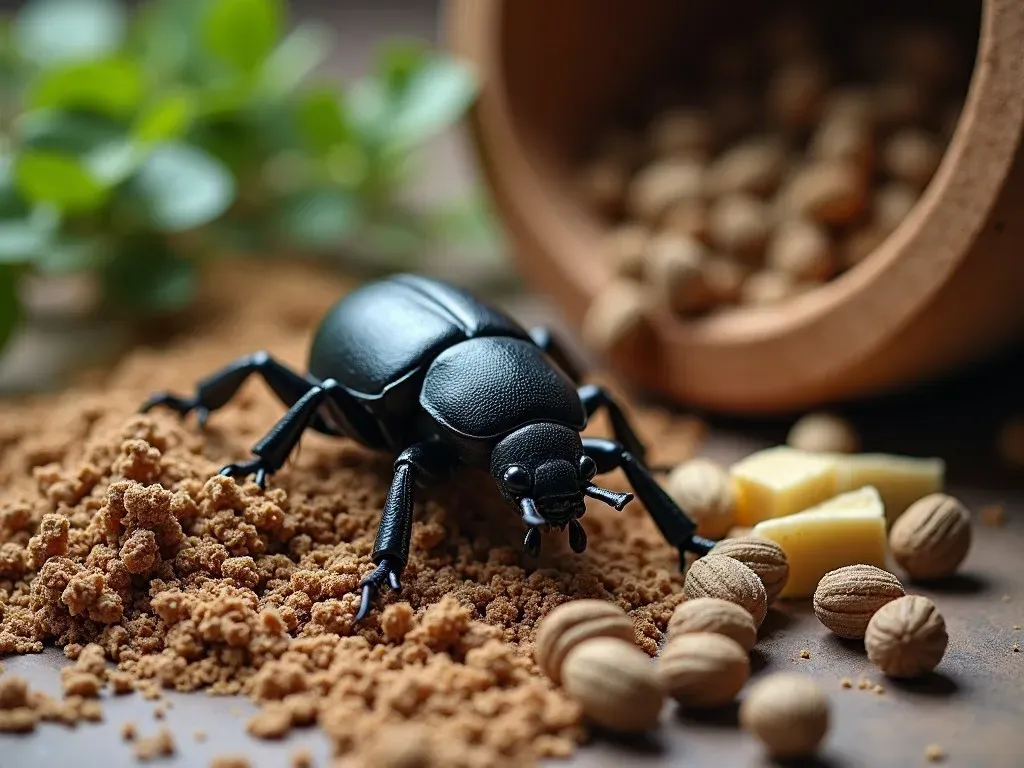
[873, 182, 918, 234]
[658, 632, 749, 709]
[561, 637, 665, 732]
[865, 595, 948, 678]
[581, 279, 649, 358]
[767, 60, 829, 132]
[786, 412, 860, 453]
[605, 224, 650, 279]
[889, 494, 972, 580]
[627, 159, 706, 224]
[684, 554, 767, 627]
[708, 194, 772, 259]
[701, 255, 748, 304]
[740, 270, 798, 306]
[766, 219, 835, 282]
[665, 459, 736, 539]
[709, 536, 790, 604]
[740, 673, 830, 758]
[648, 108, 714, 160]
[707, 138, 788, 198]
[662, 199, 710, 243]
[667, 598, 757, 651]
[809, 118, 875, 168]
[534, 599, 635, 683]
[813, 565, 906, 639]
[644, 234, 709, 314]
[779, 162, 868, 224]
[882, 129, 942, 190]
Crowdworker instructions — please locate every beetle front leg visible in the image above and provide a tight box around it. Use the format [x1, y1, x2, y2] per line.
[356, 441, 455, 622]
[578, 384, 646, 461]
[583, 437, 715, 569]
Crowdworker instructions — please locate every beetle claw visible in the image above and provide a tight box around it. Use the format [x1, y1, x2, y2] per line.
[524, 526, 542, 557]
[355, 558, 404, 623]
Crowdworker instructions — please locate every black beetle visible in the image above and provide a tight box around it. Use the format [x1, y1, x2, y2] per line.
[142, 274, 713, 619]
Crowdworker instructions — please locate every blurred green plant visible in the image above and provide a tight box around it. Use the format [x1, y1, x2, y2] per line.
[0, 0, 492, 353]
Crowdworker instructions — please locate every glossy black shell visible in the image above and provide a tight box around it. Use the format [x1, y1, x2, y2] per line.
[308, 274, 585, 453]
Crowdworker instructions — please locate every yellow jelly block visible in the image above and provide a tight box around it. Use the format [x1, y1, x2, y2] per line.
[830, 453, 944, 524]
[753, 488, 888, 599]
[730, 447, 838, 526]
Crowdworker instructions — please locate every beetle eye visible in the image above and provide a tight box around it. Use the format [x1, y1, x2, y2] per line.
[502, 465, 532, 494]
[579, 455, 597, 481]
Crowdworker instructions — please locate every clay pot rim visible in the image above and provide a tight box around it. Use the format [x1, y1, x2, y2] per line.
[446, 0, 1024, 410]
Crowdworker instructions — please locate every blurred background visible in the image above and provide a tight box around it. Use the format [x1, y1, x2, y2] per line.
[0, 0, 1021, 491]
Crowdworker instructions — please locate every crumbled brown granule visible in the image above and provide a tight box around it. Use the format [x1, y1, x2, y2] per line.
[0, 262, 702, 767]
[840, 677, 852, 688]
[247, 704, 293, 739]
[210, 757, 251, 768]
[925, 743, 947, 762]
[978, 504, 1005, 527]
[61, 671, 102, 698]
[873, 684, 885, 695]
[799, 649, 811, 659]
[154, 705, 165, 719]
[122, 721, 138, 741]
[1013, 644, 1020, 653]
[858, 677, 872, 690]
[194, 729, 207, 742]
[291, 748, 313, 768]
[134, 727, 176, 760]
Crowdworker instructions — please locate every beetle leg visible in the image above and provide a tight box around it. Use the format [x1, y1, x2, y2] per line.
[577, 385, 646, 461]
[530, 326, 584, 384]
[219, 379, 345, 488]
[141, 351, 336, 433]
[356, 441, 455, 622]
[582, 437, 715, 569]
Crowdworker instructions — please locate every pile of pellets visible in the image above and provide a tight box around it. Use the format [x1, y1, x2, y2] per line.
[0, 262, 703, 766]
[579, 6, 973, 345]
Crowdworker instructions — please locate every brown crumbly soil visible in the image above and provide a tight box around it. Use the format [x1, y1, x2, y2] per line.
[0, 262, 703, 767]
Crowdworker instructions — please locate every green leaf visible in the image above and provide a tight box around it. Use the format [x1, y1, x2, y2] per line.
[14, 151, 107, 212]
[0, 205, 58, 264]
[386, 57, 477, 146]
[85, 140, 140, 185]
[296, 88, 350, 154]
[260, 22, 332, 97]
[425, 194, 502, 248]
[277, 188, 359, 248]
[29, 57, 144, 118]
[34, 237, 106, 274]
[377, 39, 429, 93]
[14, 0, 125, 65]
[16, 110, 125, 155]
[203, 0, 283, 75]
[0, 264, 22, 353]
[104, 241, 198, 314]
[131, 143, 235, 232]
[134, 92, 195, 143]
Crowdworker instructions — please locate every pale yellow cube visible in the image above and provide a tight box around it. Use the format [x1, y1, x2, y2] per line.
[730, 446, 838, 526]
[753, 488, 888, 599]
[831, 454, 944, 524]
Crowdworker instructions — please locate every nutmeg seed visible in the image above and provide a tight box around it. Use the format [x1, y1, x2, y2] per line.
[865, 595, 948, 678]
[813, 565, 905, 639]
[709, 536, 790, 604]
[684, 554, 768, 626]
[667, 598, 757, 652]
[786, 412, 860, 454]
[562, 638, 665, 732]
[658, 632, 750, 709]
[534, 600, 635, 683]
[740, 673, 830, 758]
[665, 459, 736, 539]
[889, 493, 971, 580]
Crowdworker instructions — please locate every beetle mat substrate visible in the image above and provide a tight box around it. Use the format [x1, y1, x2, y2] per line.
[0, 262, 703, 766]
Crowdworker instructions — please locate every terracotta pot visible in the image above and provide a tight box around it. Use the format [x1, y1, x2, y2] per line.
[445, 0, 1024, 414]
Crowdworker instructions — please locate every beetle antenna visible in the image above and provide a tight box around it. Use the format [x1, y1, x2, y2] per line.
[520, 497, 546, 527]
[584, 484, 633, 511]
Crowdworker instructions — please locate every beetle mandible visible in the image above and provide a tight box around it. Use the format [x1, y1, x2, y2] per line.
[142, 274, 714, 619]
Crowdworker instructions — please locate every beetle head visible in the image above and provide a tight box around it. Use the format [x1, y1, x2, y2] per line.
[490, 423, 632, 557]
